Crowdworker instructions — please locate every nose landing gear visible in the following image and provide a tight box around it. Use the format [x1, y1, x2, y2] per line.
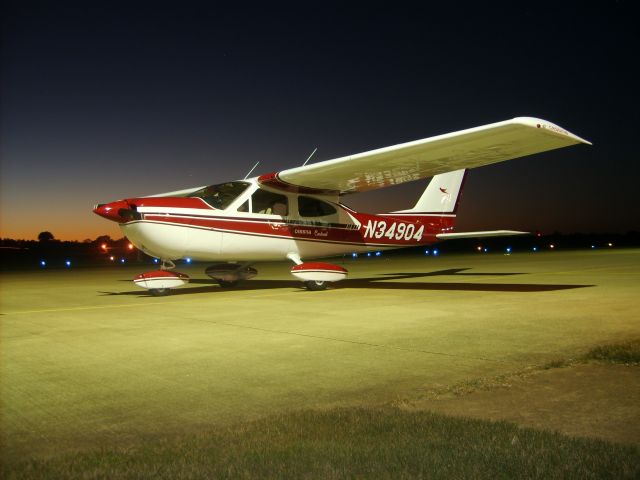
[132, 259, 189, 296]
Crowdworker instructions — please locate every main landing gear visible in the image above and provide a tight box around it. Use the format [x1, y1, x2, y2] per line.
[132, 257, 348, 295]
[287, 253, 348, 291]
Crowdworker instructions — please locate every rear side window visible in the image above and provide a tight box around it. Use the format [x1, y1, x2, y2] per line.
[298, 196, 337, 217]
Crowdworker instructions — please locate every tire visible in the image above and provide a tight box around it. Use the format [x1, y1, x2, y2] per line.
[149, 288, 170, 296]
[218, 280, 239, 288]
[304, 280, 328, 291]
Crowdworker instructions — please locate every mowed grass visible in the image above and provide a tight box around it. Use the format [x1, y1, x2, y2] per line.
[4, 407, 638, 480]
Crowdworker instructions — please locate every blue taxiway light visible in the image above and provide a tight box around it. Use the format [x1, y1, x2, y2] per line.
[185, 257, 192, 263]
[424, 250, 430, 255]
[506, 247, 512, 253]
[352, 252, 358, 258]
[120, 258, 125, 264]
[433, 249, 439, 256]
[65, 260, 71, 267]
[153, 258, 159, 263]
[375, 251, 381, 257]
[40, 260, 46, 267]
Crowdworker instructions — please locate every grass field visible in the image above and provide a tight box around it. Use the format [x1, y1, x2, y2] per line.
[1, 248, 639, 476]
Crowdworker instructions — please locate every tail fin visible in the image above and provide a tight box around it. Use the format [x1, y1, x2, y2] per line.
[396, 169, 467, 214]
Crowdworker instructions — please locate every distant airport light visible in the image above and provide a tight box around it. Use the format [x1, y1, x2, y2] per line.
[185, 257, 192, 263]
[591, 245, 596, 249]
[367, 252, 371, 257]
[120, 258, 126, 263]
[153, 258, 159, 263]
[549, 244, 555, 249]
[532, 247, 538, 252]
[433, 249, 439, 256]
[109, 256, 115, 261]
[40, 260, 46, 267]
[608, 242, 613, 247]
[375, 251, 382, 257]
[483, 248, 488, 253]
[352, 252, 358, 258]
[65, 260, 71, 267]
[128, 243, 134, 250]
[101, 243, 108, 250]
[506, 247, 512, 253]
[476, 246, 482, 251]
[424, 249, 430, 255]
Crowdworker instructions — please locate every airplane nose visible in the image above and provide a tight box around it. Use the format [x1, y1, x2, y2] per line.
[93, 200, 140, 223]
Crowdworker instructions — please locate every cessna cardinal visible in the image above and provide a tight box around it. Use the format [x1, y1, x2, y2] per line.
[94, 117, 590, 295]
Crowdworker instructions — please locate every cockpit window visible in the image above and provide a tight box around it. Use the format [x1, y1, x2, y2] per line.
[188, 181, 250, 210]
[252, 189, 288, 215]
[298, 196, 337, 217]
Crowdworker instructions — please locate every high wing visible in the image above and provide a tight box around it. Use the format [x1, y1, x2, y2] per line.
[259, 117, 590, 194]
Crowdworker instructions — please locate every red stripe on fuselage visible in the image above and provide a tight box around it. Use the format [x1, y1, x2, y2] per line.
[137, 211, 444, 246]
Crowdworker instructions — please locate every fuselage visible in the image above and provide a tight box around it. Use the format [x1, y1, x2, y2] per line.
[94, 177, 454, 262]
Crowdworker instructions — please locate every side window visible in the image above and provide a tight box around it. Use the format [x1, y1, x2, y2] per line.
[252, 189, 288, 216]
[298, 196, 337, 217]
[237, 200, 249, 212]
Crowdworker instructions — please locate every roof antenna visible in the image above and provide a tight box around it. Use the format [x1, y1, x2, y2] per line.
[302, 147, 318, 166]
[243, 161, 260, 179]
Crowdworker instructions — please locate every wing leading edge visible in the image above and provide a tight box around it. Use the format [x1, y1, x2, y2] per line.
[259, 117, 590, 194]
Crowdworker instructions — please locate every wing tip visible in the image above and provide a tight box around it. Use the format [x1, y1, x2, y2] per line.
[512, 116, 592, 145]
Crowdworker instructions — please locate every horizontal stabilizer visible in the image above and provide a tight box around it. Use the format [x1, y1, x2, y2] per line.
[436, 230, 529, 240]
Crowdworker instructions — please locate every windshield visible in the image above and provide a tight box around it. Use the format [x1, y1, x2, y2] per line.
[188, 181, 250, 209]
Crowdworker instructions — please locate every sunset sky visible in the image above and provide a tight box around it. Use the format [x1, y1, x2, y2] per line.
[1, 2, 637, 241]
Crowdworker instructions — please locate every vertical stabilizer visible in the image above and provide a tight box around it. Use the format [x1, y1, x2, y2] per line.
[396, 169, 467, 214]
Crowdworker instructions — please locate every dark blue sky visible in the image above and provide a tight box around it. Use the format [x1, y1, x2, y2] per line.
[1, 1, 637, 239]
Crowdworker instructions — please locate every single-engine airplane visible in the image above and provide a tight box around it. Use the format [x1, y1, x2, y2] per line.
[94, 117, 590, 295]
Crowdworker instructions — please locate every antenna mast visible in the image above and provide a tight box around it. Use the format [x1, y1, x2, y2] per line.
[243, 161, 260, 179]
[302, 147, 318, 166]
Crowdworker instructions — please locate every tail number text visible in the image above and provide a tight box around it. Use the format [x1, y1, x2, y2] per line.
[363, 220, 424, 241]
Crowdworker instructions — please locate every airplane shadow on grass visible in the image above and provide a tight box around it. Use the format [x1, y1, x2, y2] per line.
[98, 268, 594, 297]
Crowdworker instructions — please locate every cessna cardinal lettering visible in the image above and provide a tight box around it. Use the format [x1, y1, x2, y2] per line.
[94, 117, 590, 295]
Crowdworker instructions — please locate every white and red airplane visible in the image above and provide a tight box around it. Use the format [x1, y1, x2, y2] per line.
[94, 117, 590, 295]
